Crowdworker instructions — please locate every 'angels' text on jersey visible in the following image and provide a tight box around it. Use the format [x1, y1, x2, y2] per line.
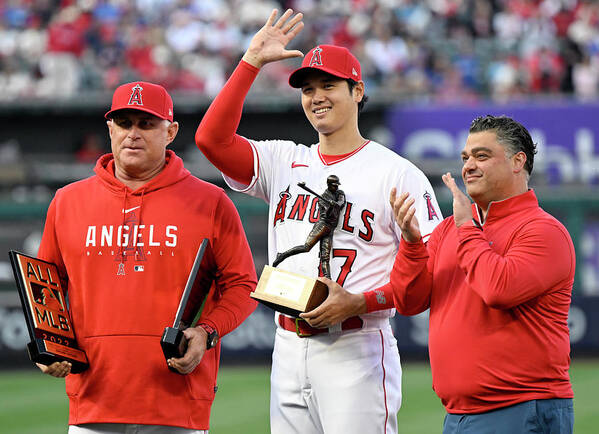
[273, 189, 374, 242]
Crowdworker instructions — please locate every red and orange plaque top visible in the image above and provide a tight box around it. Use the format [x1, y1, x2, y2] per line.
[16, 255, 75, 339]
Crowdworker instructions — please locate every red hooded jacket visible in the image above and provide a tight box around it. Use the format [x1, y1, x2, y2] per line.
[38, 150, 257, 429]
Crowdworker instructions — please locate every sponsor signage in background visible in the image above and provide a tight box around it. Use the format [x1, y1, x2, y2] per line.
[1, 301, 597, 368]
[387, 102, 599, 185]
[1, 102, 598, 366]
[581, 223, 599, 296]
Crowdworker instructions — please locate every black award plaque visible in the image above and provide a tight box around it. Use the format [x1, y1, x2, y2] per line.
[9, 251, 89, 373]
[160, 239, 214, 372]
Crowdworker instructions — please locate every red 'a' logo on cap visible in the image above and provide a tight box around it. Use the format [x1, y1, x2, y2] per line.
[309, 47, 323, 67]
[128, 84, 144, 106]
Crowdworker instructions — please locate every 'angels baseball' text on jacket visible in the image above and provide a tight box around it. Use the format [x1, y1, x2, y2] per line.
[391, 190, 574, 413]
[38, 150, 257, 429]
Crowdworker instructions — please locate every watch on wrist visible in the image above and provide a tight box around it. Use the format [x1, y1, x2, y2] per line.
[199, 323, 219, 350]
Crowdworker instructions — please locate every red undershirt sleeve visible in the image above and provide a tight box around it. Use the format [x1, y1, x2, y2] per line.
[195, 60, 259, 186]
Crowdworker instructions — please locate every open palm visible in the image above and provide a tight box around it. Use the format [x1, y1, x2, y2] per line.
[442, 172, 472, 227]
[243, 9, 304, 69]
[389, 188, 422, 243]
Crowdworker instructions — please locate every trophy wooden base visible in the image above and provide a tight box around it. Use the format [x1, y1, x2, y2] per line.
[251, 266, 329, 317]
[27, 338, 88, 374]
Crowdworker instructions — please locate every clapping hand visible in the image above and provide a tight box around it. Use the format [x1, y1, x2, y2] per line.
[441, 173, 472, 227]
[389, 188, 422, 243]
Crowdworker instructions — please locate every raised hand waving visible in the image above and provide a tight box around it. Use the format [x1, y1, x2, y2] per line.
[242, 9, 304, 69]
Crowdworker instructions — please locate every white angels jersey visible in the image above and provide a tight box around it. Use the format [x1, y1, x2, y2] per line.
[223, 139, 442, 319]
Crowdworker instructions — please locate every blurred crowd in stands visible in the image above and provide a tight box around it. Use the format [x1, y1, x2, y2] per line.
[0, 0, 598, 103]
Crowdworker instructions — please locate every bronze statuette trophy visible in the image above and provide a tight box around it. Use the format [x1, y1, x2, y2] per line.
[9, 251, 89, 373]
[161, 238, 215, 372]
[251, 175, 345, 317]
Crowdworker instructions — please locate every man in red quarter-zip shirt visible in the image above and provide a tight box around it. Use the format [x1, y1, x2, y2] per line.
[387, 115, 575, 433]
[35, 81, 258, 434]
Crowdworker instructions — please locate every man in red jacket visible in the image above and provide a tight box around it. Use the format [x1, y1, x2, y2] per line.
[387, 115, 575, 433]
[36, 81, 258, 433]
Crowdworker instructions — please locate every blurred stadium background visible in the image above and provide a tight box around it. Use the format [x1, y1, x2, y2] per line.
[1, 0, 598, 432]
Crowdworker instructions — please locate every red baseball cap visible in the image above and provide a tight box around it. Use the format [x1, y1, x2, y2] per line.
[105, 81, 174, 122]
[289, 45, 362, 88]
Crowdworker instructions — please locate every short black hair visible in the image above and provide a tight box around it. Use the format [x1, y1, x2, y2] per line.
[469, 115, 537, 175]
[347, 79, 368, 114]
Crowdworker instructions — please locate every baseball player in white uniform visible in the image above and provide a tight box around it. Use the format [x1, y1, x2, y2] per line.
[195, 9, 442, 434]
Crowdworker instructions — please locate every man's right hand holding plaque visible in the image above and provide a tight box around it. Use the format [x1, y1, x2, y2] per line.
[161, 239, 219, 374]
[251, 175, 345, 317]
